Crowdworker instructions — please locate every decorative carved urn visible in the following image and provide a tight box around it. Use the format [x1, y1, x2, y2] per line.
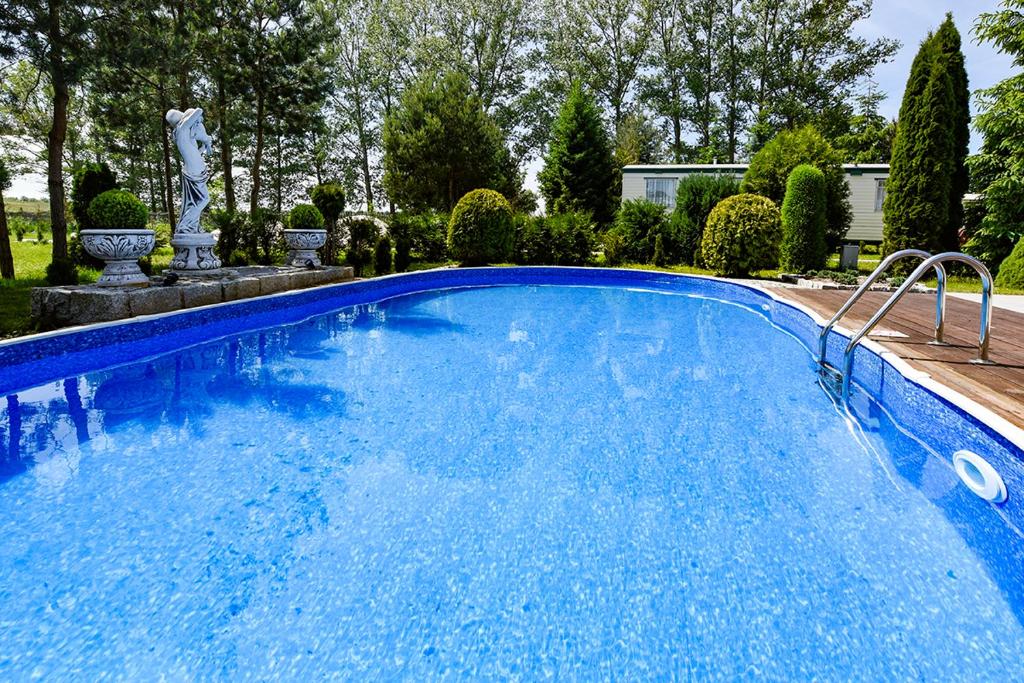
[80, 229, 156, 286]
[283, 229, 327, 267]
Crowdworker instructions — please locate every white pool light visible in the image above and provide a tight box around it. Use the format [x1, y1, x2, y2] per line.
[953, 450, 1008, 504]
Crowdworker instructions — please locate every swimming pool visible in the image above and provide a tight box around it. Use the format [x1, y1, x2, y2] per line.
[1, 268, 1022, 678]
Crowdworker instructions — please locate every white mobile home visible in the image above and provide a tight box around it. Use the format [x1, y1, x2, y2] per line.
[621, 164, 889, 243]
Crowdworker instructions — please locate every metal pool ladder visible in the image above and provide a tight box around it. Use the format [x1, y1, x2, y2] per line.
[816, 250, 994, 401]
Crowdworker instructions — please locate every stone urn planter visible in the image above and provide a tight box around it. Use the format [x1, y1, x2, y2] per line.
[283, 229, 327, 267]
[80, 229, 156, 286]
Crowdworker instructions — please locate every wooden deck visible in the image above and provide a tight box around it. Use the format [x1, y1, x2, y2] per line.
[775, 287, 1024, 428]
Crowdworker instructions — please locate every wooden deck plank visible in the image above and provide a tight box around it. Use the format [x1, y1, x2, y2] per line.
[775, 287, 1024, 428]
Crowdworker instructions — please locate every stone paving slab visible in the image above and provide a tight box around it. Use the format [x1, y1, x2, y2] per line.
[31, 265, 354, 330]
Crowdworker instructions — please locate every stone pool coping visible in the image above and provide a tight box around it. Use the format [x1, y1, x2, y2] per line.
[1, 266, 1021, 526]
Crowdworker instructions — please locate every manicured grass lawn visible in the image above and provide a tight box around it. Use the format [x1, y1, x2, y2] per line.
[2, 241, 174, 339]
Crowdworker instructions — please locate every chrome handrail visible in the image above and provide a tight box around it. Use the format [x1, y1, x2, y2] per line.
[841, 252, 994, 401]
[817, 249, 947, 365]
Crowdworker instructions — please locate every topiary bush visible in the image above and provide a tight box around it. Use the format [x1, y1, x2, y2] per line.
[447, 189, 514, 265]
[71, 162, 117, 231]
[87, 189, 148, 229]
[671, 174, 741, 265]
[741, 125, 851, 251]
[288, 203, 325, 231]
[514, 211, 595, 266]
[995, 236, 1024, 290]
[311, 182, 346, 265]
[613, 199, 669, 263]
[780, 164, 828, 273]
[701, 194, 782, 276]
[374, 235, 393, 275]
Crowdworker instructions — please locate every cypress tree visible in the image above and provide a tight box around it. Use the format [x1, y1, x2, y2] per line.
[882, 34, 956, 259]
[538, 82, 619, 227]
[932, 15, 970, 252]
[780, 165, 828, 273]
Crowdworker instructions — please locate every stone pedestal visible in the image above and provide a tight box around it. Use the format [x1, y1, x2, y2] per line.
[170, 231, 222, 273]
[283, 229, 327, 267]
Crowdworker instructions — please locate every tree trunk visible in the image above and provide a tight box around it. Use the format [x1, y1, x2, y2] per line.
[0, 189, 14, 279]
[249, 94, 266, 217]
[217, 76, 236, 214]
[159, 105, 177, 228]
[274, 133, 282, 216]
[46, 0, 70, 261]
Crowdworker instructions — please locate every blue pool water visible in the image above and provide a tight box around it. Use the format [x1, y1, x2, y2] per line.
[1, 278, 1023, 678]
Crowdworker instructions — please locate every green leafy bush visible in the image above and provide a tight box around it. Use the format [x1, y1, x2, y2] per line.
[602, 227, 626, 266]
[780, 164, 828, 272]
[244, 209, 283, 265]
[344, 217, 381, 275]
[671, 174, 740, 265]
[652, 233, 666, 266]
[447, 189, 514, 265]
[288, 203, 325, 231]
[210, 210, 246, 265]
[741, 125, 851, 251]
[389, 211, 448, 262]
[995, 236, 1024, 289]
[71, 162, 117, 231]
[701, 194, 782, 276]
[87, 189, 148, 229]
[514, 211, 595, 266]
[807, 269, 859, 286]
[613, 199, 669, 263]
[374, 235, 393, 275]
[46, 257, 79, 286]
[310, 182, 346, 265]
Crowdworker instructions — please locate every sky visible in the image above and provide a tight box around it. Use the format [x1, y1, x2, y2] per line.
[7, 0, 1017, 200]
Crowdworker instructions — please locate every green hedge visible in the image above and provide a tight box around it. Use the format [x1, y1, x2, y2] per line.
[515, 211, 595, 266]
[671, 174, 740, 265]
[612, 199, 668, 263]
[701, 194, 782, 276]
[71, 162, 117, 231]
[447, 189, 514, 265]
[780, 164, 828, 272]
[87, 189, 148, 229]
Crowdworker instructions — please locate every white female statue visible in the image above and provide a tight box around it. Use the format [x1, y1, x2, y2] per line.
[166, 107, 221, 272]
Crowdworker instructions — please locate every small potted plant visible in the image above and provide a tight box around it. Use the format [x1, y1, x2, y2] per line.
[82, 189, 155, 286]
[284, 203, 327, 267]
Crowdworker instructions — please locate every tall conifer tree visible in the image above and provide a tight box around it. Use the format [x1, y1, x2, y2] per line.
[538, 82, 619, 226]
[931, 14, 970, 252]
[883, 29, 960, 258]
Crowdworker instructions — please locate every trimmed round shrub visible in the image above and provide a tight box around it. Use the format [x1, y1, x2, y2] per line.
[87, 189, 148, 229]
[288, 203, 325, 231]
[780, 164, 828, 273]
[613, 199, 668, 263]
[71, 162, 117, 231]
[741, 125, 851, 251]
[671, 174, 740, 265]
[447, 189, 514, 265]
[995, 236, 1024, 290]
[374, 235, 393, 275]
[701, 194, 782, 276]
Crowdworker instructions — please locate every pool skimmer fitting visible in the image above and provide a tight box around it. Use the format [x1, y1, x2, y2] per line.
[953, 450, 1007, 504]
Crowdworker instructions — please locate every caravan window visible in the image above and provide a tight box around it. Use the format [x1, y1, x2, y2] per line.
[875, 179, 887, 212]
[645, 178, 677, 208]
